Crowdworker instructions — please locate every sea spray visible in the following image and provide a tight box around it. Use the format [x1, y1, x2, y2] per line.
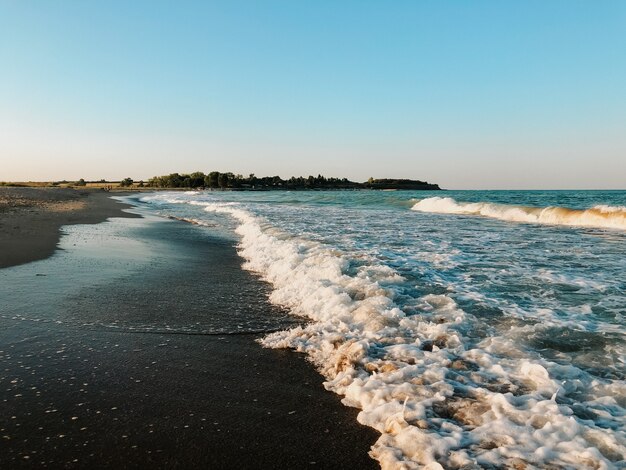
[139, 191, 626, 469]
[223, 203, 624, 469]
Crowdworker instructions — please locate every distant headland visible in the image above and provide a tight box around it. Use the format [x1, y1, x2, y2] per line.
[1, 173, 441, 191]
[145, 172, 441, 190]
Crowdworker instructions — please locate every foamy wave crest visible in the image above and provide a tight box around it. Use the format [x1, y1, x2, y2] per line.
[412, 197, 626, 230]
[152, 199, 624, 470]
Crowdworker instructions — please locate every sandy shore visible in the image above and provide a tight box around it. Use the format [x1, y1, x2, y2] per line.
[0, 189, 379, 468]
[0, 187, 140, 268]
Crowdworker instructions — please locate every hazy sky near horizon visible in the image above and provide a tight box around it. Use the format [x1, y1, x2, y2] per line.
[1, 1, 625, 189]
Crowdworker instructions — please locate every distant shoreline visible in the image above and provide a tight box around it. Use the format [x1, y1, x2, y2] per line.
[2, 175, 442, 191]
[0, 184, 443, 192]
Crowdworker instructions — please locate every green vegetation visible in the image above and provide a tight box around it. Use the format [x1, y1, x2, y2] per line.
[146, 172, 358, 189]
[364, 178, 440, 190]
[145, 172, 440, 190]
[1, 175, 440, 191]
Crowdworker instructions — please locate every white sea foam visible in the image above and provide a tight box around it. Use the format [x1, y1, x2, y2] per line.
[412, 197, 626, 230]
[140, 193, 626, 469]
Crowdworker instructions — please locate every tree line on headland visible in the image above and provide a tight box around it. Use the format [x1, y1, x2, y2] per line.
[1, 173, 440, 190]
[142, 172, 441, 190]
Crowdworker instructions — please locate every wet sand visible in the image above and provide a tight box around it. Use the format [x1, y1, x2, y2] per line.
[0, 190, 379, 469]
[0, 187, 140, 268]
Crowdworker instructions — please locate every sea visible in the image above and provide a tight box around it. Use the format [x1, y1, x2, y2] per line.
[134, 190, 625, 469]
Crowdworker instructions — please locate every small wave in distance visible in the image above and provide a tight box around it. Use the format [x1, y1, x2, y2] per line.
[412, 197, 626, 230]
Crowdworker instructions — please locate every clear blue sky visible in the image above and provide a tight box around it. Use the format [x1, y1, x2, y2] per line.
[1, 1, 625, 188]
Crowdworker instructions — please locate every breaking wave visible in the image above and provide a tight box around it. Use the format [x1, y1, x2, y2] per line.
[140, 193, 626, 469]
[412, 197, 626, 230]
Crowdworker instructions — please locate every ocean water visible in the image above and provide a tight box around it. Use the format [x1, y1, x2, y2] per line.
[136, 190, 625, 469]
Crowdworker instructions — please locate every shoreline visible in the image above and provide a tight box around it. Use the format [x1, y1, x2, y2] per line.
[0, 188, 379, 468]
[0, 187, 140, 269]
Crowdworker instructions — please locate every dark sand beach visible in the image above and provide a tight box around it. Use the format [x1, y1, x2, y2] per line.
[0, 188, 378, 469]
[0, 188, 140, 269]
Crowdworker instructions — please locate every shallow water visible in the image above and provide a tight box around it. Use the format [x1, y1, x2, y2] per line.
[137, 190, 625, 469]
[0, 208, 298, 335]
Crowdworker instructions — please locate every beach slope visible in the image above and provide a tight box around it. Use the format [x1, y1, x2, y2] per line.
[0, 187, 140, 268]
[0, 189, 379, 468]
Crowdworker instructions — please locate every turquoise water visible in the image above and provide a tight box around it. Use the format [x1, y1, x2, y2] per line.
[136, 190, 625, 469]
